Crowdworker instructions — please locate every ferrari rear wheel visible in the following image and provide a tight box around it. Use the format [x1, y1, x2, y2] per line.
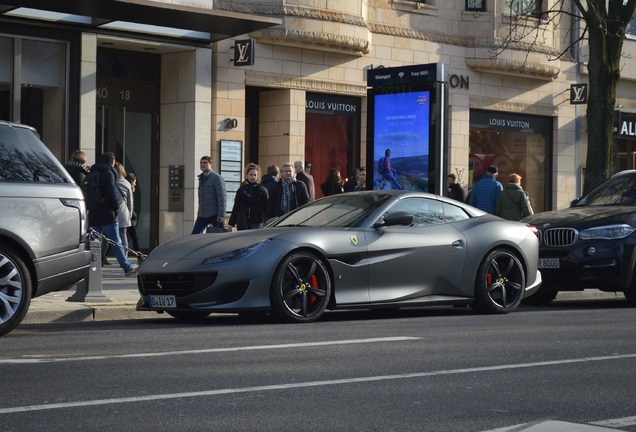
[166, 310, 211, 321]
[474, 249, 525, 314]
[270, 251, 331, 323]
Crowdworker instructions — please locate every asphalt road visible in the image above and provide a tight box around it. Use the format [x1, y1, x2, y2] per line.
[2, 297, 635, 432]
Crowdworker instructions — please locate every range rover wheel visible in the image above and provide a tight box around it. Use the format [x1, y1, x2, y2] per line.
[0, 244, 32, 336]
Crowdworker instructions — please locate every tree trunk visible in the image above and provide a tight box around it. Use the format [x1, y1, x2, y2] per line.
[582, 2, 624, 194]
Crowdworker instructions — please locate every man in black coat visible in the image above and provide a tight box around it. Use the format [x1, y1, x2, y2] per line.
[267, 162, 310, 219]
[88, 151, 137, 276]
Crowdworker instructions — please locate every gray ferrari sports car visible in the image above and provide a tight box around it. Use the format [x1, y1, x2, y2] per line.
[136, 190, 542, 323]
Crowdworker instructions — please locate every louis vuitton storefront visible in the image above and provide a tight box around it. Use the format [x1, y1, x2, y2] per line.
[469, 109, 553, 213]
[615, 109, 636, 171]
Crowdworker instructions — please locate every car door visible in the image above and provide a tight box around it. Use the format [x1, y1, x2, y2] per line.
[365, 197, 468, 302]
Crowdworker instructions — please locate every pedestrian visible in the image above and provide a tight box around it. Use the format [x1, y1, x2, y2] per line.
[343, 169, 359, 192]
[267, 162, 310, 218]
[446, 173, 465, 202]
[88, 152, 137, 276]
[115, 162, 133, 251]
[354, 166, 367, 191]
[261, 164, 280, 200]
[294, 160, 315, 201]
[321, 167, 344, 196]
[228, 164, 269, 231]
[468, 165, 503, 214]
[379, 148, 403, 190]
[496, 173, 534, 221]
[192, 156, 227, 234]
[125, 172, 143, 263]
[102, 162, 133, 264]
[63, 149, 90, 186]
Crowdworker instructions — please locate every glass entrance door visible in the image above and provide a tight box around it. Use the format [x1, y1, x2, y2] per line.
[96, 105, 157, 252]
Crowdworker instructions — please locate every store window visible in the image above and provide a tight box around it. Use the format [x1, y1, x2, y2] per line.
[628, 13, 636, 38]
[0, 38, 12, 120]
[305, 93, 360, 199]
[469, 110, 552, 213]
[0, 36, 68, 161]
[614, 110, 636, 171]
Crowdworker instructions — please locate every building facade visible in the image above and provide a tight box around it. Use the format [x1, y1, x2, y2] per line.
[1, 0, 636, 251]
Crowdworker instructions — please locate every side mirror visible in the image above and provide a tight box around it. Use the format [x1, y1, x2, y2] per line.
[374, 211, 414, 227]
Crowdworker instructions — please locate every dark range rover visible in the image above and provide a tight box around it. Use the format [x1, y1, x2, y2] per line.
[0, 121, 91, 336]
[522, 170, 636, 305]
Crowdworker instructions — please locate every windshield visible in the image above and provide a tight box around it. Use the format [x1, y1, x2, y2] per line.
[575, 173, 636, 206]
[270, 193, 392, 228]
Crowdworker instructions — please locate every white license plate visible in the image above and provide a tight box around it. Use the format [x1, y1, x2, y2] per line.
[149, 295, 176, 308]
[538, 258, 560, 269]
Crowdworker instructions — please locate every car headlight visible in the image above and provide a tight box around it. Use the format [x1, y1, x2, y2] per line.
[578, 224, 636, 240]
[201, 239, 271, 264]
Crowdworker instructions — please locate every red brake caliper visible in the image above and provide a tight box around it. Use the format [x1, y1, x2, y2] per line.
[308, 274, 318, 305]
[486, 270, 493, 286]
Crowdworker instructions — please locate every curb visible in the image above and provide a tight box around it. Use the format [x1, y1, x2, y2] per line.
[22, 303, 158, 325]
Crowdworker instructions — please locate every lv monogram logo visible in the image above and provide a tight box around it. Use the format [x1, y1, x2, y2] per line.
[570, 84, 587, 105]
[234, 39, 254, 66]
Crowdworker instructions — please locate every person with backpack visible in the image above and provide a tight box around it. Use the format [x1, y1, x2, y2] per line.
[85, 152, 137, 277]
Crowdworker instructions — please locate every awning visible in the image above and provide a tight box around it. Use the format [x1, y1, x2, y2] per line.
[0, 0, 280, 44]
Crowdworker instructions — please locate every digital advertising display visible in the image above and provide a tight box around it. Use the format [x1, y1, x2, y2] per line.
[372, 90, 431, 192]
[366, 63, 448, 194]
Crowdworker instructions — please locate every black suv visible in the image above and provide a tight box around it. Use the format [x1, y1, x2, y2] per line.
[522, 170, 636, 305]
[0, 121, 91, 336]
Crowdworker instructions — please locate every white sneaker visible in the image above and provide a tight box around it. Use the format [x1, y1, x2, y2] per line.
[125, 264, 138, 277]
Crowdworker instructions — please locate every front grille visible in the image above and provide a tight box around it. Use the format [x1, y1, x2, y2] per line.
[138, 273, 217, 297]
[540, 228, 578, 247]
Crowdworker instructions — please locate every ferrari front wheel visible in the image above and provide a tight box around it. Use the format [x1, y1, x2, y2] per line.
[270, 251, 331, 323]
[473, 248, 525, 314]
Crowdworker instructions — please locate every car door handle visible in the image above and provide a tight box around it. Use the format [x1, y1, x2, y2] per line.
[452, 240, 464, 248]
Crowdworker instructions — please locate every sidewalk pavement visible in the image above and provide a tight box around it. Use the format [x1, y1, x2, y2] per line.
[24, 258, 156, 325]
[23, 258, 629, 325]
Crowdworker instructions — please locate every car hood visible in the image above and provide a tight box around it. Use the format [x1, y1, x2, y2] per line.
[523, 205, 636, 229]
[147, 230, 285, 261]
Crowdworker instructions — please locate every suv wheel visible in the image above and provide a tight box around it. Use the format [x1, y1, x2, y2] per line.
[0, 244, 32, 336]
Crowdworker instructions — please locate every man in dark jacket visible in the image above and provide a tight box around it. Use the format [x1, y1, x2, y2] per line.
[89, 152, 137, 276]
[261, 164, 279, 200]
[294, 160, 315, 201]
[267, 162, 310, 218]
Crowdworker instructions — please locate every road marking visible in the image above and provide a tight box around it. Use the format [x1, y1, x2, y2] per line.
[0, 352, 635, 415]
[0, 337, 420, 364]
[591, 416, 636, 427]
